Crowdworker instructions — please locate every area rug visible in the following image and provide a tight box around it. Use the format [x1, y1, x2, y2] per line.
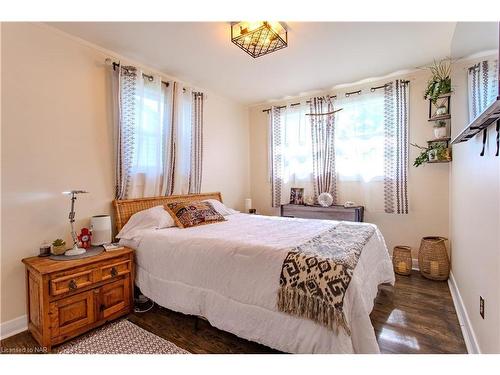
[55, 319, 189, 354]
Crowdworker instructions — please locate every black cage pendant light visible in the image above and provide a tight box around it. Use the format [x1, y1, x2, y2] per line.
[231, 22, 288, 58]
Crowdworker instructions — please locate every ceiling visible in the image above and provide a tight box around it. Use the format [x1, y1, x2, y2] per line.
[49, 22, 456, 105]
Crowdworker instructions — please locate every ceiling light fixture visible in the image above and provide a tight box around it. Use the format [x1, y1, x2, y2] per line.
[231, 21, 287, 58]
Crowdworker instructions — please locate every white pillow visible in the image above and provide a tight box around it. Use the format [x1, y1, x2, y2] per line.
[203, 199, 239, 216]
[116, 205, 174, 240]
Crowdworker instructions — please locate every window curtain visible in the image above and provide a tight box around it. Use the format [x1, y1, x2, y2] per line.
[334, 89, 387, 212]
[269, 105, 315, 207]
[468, 59, 498, 121]
[189, 92, 204, 194]
[309, 96, 337, 203]
[110, 65, 203, 199]
[111, 66, 138, 199]
[383, 80, 410, 214]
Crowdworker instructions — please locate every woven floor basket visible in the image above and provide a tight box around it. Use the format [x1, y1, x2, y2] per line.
[392, 246, 412, 276]
[418, 236, 449, 281]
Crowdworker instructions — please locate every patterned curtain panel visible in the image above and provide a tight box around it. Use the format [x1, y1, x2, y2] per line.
[188, 92, 204, 194]
[111, 66, 137, 200]
[468, 59, 499, 121]
[309, 96, 337, 203]
[160, 81, 176, 196]
[270, 106, 283, 207]
[383, 80, 410, 214]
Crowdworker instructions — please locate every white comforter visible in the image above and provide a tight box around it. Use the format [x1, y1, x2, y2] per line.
[126, 213, 394, 353]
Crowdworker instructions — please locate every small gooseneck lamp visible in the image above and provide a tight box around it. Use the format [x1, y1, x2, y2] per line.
[62, 190, 89, 256]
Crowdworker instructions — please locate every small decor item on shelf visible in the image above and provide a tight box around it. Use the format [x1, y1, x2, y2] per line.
[317, 192, 333, 207]
[433, 120, 448, 139]
[289, 188, 304, 205]
[304, 195, 315, 206]
[424, 58, 452, 104]
[411, 139, 451, 167]
[343, 201, 356, 208]
[51, 239, 67, 255]
[392, 246, 412, 276]
[418, 236, 450, 281]
[39, 243, 51, 257]
[77, 228, 92, 249]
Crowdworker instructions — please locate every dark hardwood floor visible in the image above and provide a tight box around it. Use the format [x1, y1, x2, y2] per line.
[1, 271, 467, 354]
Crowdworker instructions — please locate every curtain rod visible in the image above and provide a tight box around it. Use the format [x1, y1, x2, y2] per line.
[261, 79, 410, 113]
[109, 60, 204, 96]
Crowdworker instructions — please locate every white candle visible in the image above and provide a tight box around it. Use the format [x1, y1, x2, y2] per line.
[244, 198, 252, 213]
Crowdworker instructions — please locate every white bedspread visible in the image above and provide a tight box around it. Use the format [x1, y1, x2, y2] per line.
[126, 213, 394, 353]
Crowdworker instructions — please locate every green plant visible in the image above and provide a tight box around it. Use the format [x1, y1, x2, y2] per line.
[434, 120, 446, 128]
[52, 238, 66, 247]
[411, 143, 448, 167]
[424, 58, 452, 104]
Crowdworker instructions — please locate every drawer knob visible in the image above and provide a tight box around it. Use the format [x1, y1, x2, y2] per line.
[68, 280, 77, 290]
[110, 267, 118, 277]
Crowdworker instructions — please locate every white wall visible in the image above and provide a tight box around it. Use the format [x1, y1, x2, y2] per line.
[0, 22, 250, 324]
[449, 54, 500, 353]
[249, 69, 450, 258]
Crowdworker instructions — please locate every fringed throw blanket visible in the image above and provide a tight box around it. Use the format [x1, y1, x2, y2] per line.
[278, 223, 376, 335]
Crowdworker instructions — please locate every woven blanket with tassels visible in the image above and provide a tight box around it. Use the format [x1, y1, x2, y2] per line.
[278, 223, 376, 335]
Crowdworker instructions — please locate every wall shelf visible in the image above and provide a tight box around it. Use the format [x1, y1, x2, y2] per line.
[451, 98, 500, 145]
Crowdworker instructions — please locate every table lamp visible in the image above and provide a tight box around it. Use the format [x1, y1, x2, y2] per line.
[62, 190, 89, 256]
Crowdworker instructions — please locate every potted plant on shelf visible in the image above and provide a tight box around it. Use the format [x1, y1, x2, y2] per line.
[411, 142, 450, 167]
[51, 238, 67, 255]
[424, 58, 452, 104]
[433, 120, 447, 139]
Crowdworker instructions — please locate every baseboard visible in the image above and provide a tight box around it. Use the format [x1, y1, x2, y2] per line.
[448, 271, 480, 354]
[0, 315, 27, 340]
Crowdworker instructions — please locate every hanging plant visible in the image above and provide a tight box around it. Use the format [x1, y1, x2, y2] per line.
[411, 142, 448, 167]
[424, 58, 452, 104]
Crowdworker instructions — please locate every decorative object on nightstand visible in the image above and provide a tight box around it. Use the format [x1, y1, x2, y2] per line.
[22, 247, 134, 351]
[392, 246, 412, 276]
[418, 236, 450, 281]
[51, 239, 67, 255]
[317, 192, 334, 207]
[39, 243, 51, 257]
[281, 203, 364, 222]
[62, 190, 89, 256]
[90, 215, 112, 246]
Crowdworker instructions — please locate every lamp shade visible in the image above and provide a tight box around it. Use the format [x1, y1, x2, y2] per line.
[90, 215, 112, 245]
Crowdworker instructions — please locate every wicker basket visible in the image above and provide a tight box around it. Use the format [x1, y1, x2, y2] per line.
[392, 246, 412, 275]
[418, 236, 449, 281]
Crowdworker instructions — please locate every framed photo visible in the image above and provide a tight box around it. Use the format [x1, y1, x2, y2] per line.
[289, 188, 304, 205]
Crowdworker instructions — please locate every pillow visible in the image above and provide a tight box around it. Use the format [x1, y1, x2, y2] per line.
[202, 199, 239, 216]
[165, 201, 226, 229]
[116, 205, 175, 240]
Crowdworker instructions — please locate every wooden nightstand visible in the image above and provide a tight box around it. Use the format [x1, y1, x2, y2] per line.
[22, 247, 134, 351]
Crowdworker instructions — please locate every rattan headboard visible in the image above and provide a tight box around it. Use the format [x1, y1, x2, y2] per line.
[113, 192, 223, 232]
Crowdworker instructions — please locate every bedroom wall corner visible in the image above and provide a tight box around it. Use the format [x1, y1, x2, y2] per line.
[0, 22, 251, 327]
[448, 54, 500, 354]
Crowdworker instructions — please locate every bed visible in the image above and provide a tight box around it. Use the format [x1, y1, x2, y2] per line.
[113, 192, 395, 354]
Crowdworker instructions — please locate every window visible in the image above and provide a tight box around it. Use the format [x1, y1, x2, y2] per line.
[335, 91, 385, 182]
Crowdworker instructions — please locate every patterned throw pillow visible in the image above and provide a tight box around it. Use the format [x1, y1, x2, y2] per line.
[165, 201, 226, 229]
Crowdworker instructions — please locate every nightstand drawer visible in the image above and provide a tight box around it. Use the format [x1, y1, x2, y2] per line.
[100, 260, 131, 281]
[50, 269, 95, 296]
